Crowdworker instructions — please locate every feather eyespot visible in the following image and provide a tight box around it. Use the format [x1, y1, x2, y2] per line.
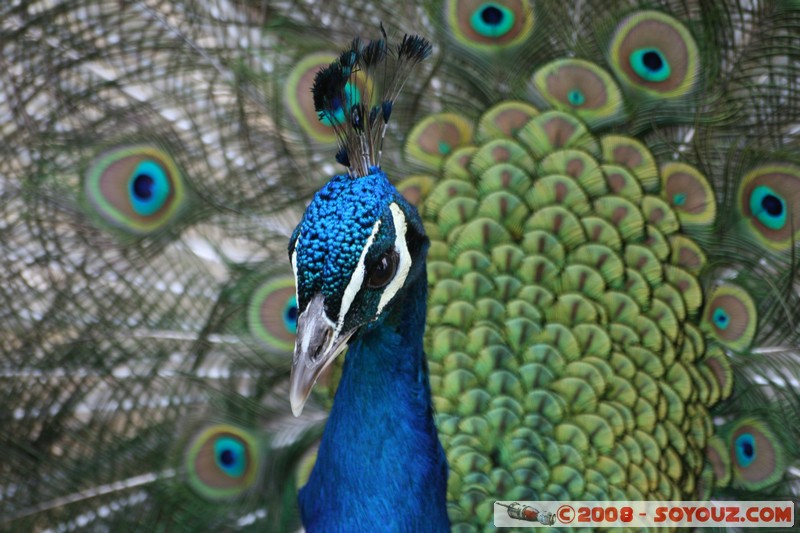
[737, 164, 800, 250]
[659, 162, 715, 225]
[446, 0, 535, 51]
[701, 285, 756, 351]
[185, 425, 261, 500]
[367, 249, 399, 289]
[727, 418, 785, 490]
[83, 145, 186, 234]
[532, 59, 624, 127]
[607, 11, 699, 97]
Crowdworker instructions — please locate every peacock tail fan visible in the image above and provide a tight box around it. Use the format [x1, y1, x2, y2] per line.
[395, 0, 800, 525]
[2, 0, 800, 531]
[0, 1, 334, 530]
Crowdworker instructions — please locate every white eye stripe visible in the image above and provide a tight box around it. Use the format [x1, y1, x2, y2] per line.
[291, 237, 299, 312]
[376, 203, 412, 316]
[335, 218, 382, 337]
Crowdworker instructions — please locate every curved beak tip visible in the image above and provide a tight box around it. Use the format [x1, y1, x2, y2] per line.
[291, 399, 305, 418]
[289, 382, 310, 417]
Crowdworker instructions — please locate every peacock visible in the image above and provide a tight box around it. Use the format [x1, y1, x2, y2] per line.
[2, 0, 800, 532]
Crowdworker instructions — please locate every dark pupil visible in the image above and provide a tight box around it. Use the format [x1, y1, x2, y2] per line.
[643, 51, 663, 71]
[286, 305, 298, 322]
[331, 95, 342, 111]
[741, 440, 754, 458]
[481, 6, 503, 25]
[762, 194, 783, 216]
[368, 250, 398, 288]
[133, 174, 155, 200]
[220, 449, 236, 466]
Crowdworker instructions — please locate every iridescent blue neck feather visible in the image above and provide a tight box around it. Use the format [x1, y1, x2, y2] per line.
[298, 272, 449, 531]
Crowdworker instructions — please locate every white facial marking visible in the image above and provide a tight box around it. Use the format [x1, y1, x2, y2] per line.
[376, 203, 412, 315]
[291, 240, 299, 311]
[335, 218, 382, 336]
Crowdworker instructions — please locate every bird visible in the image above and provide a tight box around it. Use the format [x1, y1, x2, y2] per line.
[2, 0, 800, 532]
[287, 33, 451, 531]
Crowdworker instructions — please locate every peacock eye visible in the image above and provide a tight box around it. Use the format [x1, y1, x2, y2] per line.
[366, 249, 399, 289]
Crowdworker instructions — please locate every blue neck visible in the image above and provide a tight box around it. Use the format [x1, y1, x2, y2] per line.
[298, 271, 450, 532]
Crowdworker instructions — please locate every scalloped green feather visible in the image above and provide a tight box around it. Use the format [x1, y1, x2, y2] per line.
[706, 436, 732, 487]
[668, 235, 707, 274]
[477, 101, 540, 141]
[525, 174, 591, 215]
[396, 175, 435, 207]
[442, 147, 478, 181]
[595, 196, 645, 240]
[406, 113, 475, 169]
[539, 149, 607, 197]
[517, 111, 600, 159]
[602, 164, 644, 203]
[601, 135, 659, 191]
[470, 138, 535, 173]
[703, 345, 734, 401]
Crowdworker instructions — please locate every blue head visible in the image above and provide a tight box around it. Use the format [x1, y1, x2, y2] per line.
[288, 168, 428, 415]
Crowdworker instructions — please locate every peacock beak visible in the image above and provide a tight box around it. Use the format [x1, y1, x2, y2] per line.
[290, 293, 354, 417]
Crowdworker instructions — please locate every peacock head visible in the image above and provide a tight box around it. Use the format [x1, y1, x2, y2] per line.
[286, 29, 432, 416]
[288, 169, 428, 415]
